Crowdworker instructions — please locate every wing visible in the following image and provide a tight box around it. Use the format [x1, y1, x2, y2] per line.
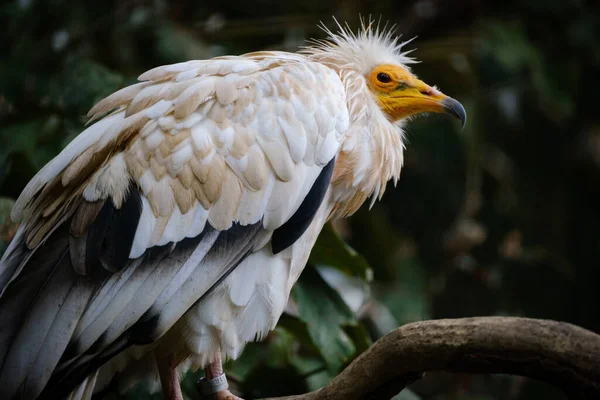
[0, 54, 349, 399]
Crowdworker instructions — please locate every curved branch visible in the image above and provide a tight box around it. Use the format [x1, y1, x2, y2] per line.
[263, 317, 600, 400]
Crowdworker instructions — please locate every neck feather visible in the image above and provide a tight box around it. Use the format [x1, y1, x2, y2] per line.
[322, 67, 405, 219]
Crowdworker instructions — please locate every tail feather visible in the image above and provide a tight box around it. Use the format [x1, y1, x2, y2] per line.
[21, 275, 95, 399]
[0, 226, 29, 293]
[0, 224, 76, 399]
[66, 369, 98, 400]
[0, 224, 70, 371]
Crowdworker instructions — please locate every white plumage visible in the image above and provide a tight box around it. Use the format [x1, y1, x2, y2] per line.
[0, 19, 465, 400]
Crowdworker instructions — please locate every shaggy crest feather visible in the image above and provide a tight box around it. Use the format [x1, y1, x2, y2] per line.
[301, 16, 417, 72]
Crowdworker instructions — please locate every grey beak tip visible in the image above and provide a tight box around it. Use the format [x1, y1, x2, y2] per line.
[442, 97, 467, 129]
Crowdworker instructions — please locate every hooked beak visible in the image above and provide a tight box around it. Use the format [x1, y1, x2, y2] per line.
[441, 96, 467, 129]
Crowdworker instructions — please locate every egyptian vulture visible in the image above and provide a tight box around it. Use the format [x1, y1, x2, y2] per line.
[0, 20, 465, 400]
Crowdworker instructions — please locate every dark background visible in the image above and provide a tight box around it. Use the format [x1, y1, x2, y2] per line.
[1, 0, 599, 399]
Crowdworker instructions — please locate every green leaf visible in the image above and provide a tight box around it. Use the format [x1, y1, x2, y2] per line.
[292, 266, 357, 372]
[224, 341, 268, 382]
[180, 371, 202, 400]
[310, 223, 373, 282]
[342, 323, 372, 356]
[277, 313, 320, 353]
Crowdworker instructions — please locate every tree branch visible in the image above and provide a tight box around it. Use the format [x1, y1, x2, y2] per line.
[262, 317, 600, 400]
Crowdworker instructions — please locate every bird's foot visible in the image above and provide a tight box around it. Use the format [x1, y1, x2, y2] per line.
[196, 374, 244, 400]
[198, 354, 243, 400]
[197, 376, 244, 400]
[213, 389, 244, 400]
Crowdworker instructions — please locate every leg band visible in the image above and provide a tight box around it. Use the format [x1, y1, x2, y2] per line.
[197, 373, 229, 395]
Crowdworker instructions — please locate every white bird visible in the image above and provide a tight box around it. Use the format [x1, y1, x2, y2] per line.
[0, 19, 465, 400]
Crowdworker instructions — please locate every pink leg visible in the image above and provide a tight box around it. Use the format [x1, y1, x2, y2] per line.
[156, 354, 183, 400]
[200, 354, 243, 400]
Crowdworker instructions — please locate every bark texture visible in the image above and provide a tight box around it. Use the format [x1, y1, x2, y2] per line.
[263, 317, 600, 400]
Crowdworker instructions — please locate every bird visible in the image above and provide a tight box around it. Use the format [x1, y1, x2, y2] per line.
[0, 18, 465, 400]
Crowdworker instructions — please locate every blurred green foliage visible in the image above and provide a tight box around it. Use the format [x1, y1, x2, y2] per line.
[2, 0, 600, 399]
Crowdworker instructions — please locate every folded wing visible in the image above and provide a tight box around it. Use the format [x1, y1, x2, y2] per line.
[0, 54, 349, 399]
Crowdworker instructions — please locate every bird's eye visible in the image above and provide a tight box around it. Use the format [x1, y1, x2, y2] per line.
[377, 73, 392, 83]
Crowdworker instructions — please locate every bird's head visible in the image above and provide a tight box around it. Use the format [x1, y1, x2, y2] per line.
[303, 18, 466, 128]
[303, 18, 467, 214]
[368, 64, 466, 127]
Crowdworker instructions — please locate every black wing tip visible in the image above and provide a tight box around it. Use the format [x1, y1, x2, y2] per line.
[98, 185, 143, 272]
[271, 157, 336, 254]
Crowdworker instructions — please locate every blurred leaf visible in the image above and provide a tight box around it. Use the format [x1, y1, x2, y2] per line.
[277, 313, 319, 353]
[292, 266, 357, 372]
[263, 327, 297, 368]
[292, 358, 334, 392]
[391, 389, 423, 400]
[224, 341, 268, 382]
[122, 382, 162, 400]
[483, 23, 538, 72]
[155, 24, 211, 63]
[377, 256, 431, 326]
[0, 155, 9, 189]
[0, 197, 17, 257]
[180, 368, 204, 400]
[242, 364, 307, 398]
[482, 22, 575, 118]
[56, 56, 129, 115]
[0, 197, 15, 226]
[0, 119, 57, 169]
[310, 223, 373, 282]
[342, 323, 372, 355]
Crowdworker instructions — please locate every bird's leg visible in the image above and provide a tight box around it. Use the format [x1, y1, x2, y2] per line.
[155, 353, 183, 400]
[198, 353, 243, 400]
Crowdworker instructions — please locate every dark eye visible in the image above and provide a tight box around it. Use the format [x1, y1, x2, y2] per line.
[377, 72, 392, 83]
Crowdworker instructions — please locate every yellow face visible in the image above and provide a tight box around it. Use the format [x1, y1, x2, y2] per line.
[368, 64, 466, 127]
